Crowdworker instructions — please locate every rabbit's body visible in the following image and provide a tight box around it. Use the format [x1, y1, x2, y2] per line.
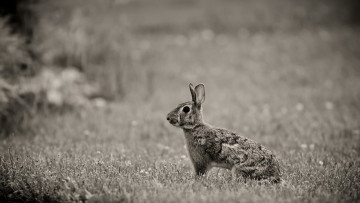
[167, 84, 281, 182]
[184, 124, 281, 181]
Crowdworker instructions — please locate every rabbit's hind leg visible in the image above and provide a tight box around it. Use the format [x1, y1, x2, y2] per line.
[251, 165, 281, 183]
[251, 165, 270, 178]
[231, 165, 249, 182]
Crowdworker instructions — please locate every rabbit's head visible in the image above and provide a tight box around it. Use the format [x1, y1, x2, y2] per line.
[167, 83, 205, 130]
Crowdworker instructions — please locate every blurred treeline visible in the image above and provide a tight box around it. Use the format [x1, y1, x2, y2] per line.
[0, 0, 359, 136]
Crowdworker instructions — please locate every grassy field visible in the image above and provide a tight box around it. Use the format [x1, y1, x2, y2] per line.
[1, 0, 360, 202]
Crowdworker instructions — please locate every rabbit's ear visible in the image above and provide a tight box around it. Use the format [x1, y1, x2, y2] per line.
[195, 84, 205, 105]
[189, 83, 196, 102]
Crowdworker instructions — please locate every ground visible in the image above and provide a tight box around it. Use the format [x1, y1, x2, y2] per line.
[1, 0, 360, 202]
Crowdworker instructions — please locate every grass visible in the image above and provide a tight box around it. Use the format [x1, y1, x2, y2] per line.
[1, 0, 360, 202]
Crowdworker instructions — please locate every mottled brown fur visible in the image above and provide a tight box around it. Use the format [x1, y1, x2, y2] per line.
[167, 84, 281, 182]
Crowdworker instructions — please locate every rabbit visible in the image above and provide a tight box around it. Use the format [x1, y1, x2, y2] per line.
[166, 83, 281, 182]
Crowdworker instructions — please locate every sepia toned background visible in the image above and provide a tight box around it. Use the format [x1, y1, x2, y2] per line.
[0, 0, 359, 202]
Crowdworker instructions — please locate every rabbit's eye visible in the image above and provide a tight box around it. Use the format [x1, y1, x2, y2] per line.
[183, 106, 190, 113]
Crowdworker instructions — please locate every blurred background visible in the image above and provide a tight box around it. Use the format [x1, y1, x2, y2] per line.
[0, 0, 359, 136]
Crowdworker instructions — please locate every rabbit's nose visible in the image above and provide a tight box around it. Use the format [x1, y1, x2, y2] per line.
[166, 116, 170, 121]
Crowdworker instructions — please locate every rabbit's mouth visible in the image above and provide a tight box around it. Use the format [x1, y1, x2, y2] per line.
[167, 116, 180, 126]
[169, 119, 178, 125]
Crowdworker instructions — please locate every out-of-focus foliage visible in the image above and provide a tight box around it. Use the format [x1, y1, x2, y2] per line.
[1, 66, 101, 136]
[0, 18, 33, 81]
[0, 18, 34, 136]
[33, 0, 131, 99]
[0, 77, 32, 136]
[0, 0, 39, 44]
[0, 0, 127, 136]
[18, 68, 99, 107]
[0, 15, 102, 136]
